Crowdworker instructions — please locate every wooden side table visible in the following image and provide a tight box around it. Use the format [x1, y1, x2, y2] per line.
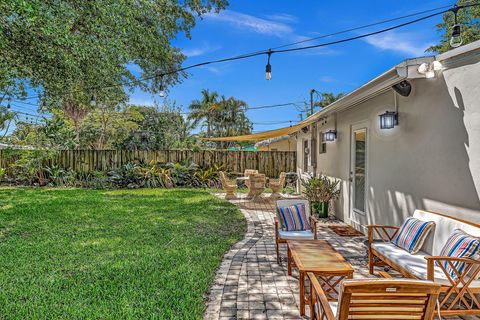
[287, 240, 354, 316]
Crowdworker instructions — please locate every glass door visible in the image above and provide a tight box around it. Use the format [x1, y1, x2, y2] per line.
[351, 127, 367, 215]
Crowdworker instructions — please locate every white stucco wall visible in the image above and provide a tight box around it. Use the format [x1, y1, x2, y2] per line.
[296, 56, 480, 231]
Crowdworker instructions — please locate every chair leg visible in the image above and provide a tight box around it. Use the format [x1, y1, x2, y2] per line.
[276, 240, 280, 264]
[369, 250, 374, 275]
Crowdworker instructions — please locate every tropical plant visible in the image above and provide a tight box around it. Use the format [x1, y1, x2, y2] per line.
[11, 149, 56, 185]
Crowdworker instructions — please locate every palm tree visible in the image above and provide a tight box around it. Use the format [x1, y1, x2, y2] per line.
[188, 89, 219, 137]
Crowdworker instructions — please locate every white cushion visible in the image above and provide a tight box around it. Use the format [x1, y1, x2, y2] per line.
[278, 229, 314, 240]
[413, 210, 480, 256]
[372, 242, 480, 288]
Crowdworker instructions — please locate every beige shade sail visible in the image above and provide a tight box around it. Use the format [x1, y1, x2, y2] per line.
[200, 116, 317, 141]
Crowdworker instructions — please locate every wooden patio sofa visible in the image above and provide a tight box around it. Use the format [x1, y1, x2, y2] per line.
[308, 274, 441, 320]
[367, 209, 480, 317]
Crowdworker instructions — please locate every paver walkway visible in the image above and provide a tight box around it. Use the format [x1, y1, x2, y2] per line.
[203, 195, 371, 320]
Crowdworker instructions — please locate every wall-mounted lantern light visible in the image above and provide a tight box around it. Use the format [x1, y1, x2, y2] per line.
[323, 129, 337, 142]
[379, 111, 398, 129]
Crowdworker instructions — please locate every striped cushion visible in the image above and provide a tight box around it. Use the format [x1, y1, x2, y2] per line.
[392, 217, 435, 254]
[278, 204, 310, 231]
[437, 229, 480, 279]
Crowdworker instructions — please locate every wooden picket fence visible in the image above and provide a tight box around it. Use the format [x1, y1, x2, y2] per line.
[0, 149, 296, 178]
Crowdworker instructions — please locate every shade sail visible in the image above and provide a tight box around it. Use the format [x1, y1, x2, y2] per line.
[200, 116, 317, 141]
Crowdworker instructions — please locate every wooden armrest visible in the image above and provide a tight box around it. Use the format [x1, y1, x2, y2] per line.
[425, 256, 480, 264]
[308, 272, 335, 320]
[425, 256, 480, 281]
[367, 225, 399, 243]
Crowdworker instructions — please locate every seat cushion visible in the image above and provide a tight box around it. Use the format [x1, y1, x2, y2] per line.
[278, 204, 310, 231]
[372, 242, 480, 288]
[278, 229, 314, 240]
[392, 217, 435, 254]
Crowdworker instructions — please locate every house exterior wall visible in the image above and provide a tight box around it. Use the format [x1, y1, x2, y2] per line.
[257, 136, 296, 151]
[296, 57, 480, 231]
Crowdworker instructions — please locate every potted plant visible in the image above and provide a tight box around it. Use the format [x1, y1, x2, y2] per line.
[301, 174, 341, 218]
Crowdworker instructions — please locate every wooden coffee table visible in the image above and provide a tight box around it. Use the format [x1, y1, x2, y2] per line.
[287, 240, 354, 316]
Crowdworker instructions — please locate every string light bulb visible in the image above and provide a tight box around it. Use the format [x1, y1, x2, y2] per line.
[159, 84, 166, 98]
[90, 94, 96, 106]
[450, 5, 462, 48]
[265, 49, 272, 80]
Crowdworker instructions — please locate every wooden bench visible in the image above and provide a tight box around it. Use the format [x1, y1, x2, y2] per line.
[367, 210, 480, 317]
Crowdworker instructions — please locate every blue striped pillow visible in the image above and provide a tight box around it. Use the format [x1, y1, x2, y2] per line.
[392, 217, 435, 254]
[278, 204, 310, 231]
[437, 229, 480, 279]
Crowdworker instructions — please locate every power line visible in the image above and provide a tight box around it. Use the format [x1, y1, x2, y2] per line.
[268, 4, 455, 51]
[13, 3, 478, 103]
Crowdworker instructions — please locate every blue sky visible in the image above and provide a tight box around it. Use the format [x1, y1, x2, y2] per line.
[11, 0, 455, 133]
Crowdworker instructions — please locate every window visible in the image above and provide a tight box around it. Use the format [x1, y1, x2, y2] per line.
[319, 131, 326, 154]
[303, 140, 309, 171]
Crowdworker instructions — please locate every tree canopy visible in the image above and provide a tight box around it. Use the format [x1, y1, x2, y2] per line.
[0, 0, 227, 103]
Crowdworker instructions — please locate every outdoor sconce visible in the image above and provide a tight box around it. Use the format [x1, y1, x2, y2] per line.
[379, 111, 398, 129]
[323, 130, 337, 142]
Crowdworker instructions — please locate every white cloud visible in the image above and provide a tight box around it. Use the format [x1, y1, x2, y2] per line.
[205, 10, 295, 38]
[363, 32, 433, 57]
[265, 13, 298, 23]
[183, 43, 221, 57]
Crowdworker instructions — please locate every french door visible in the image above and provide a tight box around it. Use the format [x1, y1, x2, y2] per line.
[350, 123, 368, 227]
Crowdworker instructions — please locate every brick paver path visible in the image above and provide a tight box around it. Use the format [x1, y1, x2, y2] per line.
[203, 195, 371, 320]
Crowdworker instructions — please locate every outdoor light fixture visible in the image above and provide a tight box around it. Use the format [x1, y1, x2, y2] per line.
[323, 130, 337, 142]
[450, 5, 463, 48]
[417, 61, 443, 79]
[90, 94, 97, 106]
[392, 80, 411, 97]
[379, 111, 398, 129]
[265, 49, 272, 80]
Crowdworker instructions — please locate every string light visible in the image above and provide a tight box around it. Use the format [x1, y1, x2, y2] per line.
[6, 2, 480, 103]
[265, 49, 272, 81]
[158, 75, 166, 98]
[450, 5, 463, 48]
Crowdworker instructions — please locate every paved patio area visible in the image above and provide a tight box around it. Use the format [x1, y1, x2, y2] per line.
[203, 194, 372, 320]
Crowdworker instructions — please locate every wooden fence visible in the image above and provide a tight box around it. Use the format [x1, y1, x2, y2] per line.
[0, 149, 297, 177]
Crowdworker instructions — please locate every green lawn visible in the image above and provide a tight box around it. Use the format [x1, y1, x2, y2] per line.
[0, 187, 246, 319]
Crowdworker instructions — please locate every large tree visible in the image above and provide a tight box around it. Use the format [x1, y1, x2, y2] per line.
[0, 0, 227, 107]
[428, 1, 480, 53]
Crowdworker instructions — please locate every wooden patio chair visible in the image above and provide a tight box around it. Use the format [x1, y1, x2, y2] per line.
[219, 171, 237, 200]
[275, 199, 318, 263]
[268, 172, 286, 199]
[308, 274, 441, 320]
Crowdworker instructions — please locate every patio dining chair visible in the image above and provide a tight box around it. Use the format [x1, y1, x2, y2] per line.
[275, 199, 318, 263]
[244, 169, 259, 189]
[268, 172, 286, 199]
[248, 173, 266, 202]
[219, 171, 237, 200]
[308, 274, 441, 320]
